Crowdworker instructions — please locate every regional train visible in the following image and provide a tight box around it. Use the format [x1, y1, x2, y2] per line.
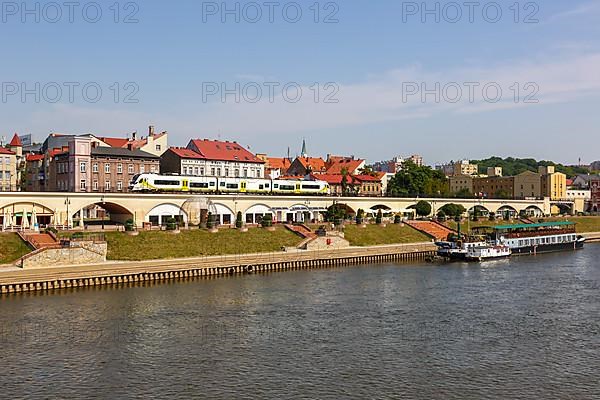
[129, 174, 331, 195]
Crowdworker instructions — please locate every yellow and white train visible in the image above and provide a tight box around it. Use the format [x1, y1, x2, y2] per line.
[129, 174, 330, 195]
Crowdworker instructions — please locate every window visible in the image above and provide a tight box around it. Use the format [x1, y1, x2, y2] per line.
[140, 165, 145, 173]
[154, 179, 180, 186]
[199, 167, 204, 175]
[105, 181, 111, 191]
[128, 164, 134, 174]
[93, 163, 98, 173]
[155, 144, 161, 152]
[243, 169, 248, 177]
[150, 165, 156, 173]
[80, 162, 86, 172]
[211, 168, 215, 176]
[224, 168, 229, 177]
[183, 167, 188, 175]
[235, 169, 240, 177]
[117, 163, 123, 174]
[105, 164, 110, 173]
[194, 167, 199, 175]
[93, 181, 98, 191]
[190, 182, 209, 188]
[80, 179, 86, 190]
[117, 181, 123, 191]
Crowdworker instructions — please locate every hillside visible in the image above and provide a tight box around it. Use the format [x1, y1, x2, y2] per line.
[470, 157, 589, 177]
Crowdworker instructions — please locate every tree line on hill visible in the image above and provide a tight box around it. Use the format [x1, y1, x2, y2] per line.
[470, 156, 589, 177]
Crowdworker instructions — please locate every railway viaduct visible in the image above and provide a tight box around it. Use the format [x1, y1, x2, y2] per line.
[0, 192, 554, 229]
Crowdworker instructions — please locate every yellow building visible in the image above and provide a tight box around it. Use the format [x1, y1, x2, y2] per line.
[0, 148, 17, 191]
[539, 166, 566, 200]
[513, 171, 542, 199]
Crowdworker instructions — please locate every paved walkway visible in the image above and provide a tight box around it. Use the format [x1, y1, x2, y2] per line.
[405, 220, 455, 241]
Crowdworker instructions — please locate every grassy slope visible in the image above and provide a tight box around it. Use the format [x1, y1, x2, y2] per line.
[0, 233, 31, 264]
[343, 224, 430, 247]
[105, 227, 303, 261]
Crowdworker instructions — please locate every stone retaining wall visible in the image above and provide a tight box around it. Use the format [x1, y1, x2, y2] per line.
[20, 242, 107, 269]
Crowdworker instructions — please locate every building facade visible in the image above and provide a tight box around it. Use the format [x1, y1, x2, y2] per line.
[161, 139, 265, 178]
[0, 147, 17, 191]
[473, 176, 515, 199]
[50, 137, 159, 192]
[539, 166, 566, 200]
[589, 179, 599, 212]
[513, 171, 542, 199]
[449, 175, 474, 195]
[287, 157, 327, 176]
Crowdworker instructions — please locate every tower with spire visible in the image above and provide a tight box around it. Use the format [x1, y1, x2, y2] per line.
[300, 138, 308, 158]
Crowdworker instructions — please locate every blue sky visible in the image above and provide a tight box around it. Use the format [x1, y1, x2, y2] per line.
[1, 0, 599, 165]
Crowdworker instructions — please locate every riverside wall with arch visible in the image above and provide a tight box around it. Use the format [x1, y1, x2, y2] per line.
[0, 192, 555, 229]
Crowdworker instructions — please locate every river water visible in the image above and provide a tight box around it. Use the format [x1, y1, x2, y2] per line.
[1, 245, 599, 399]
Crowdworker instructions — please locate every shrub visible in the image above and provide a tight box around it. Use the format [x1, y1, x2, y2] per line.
[125, 219, 135, 232]
[356, 209, 365, 224]
[165, 217, 178, 231]
[394, 214, 402, 224]
[413, 201, 432, 217]
[45, 227, 58, 235]
[261, 214, 273, 228]
[207, 212, 214, 229]
[376, 209, 383, 225]
[235, 211, 243, 228]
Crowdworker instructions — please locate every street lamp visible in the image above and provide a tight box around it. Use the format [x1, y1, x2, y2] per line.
[101, 195, 105, 230]
[64, 197, 70, 229]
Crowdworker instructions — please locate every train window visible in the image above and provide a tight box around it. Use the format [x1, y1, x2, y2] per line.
[265, 184, 270, 188]
[190, 182, 209, 188]
[280, 185, 294, 190]
[259, 185, 264, 190]
[154, 180, 180, 186]
[301, 184, 320, 190]
[226, 184, 239, 189]
[220, 182, 225, 187]
[274, 184, 279, 188]
[210, 182, 216, 186]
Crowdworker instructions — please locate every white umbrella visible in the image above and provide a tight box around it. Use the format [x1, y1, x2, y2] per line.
[31, 208, 38, 232]
[21, 209, 30, 229]
[79, 209, 85, 228]
[67, 212, 73, 229]
[50, 210, 56, 226]
[7, 210, 13, 229]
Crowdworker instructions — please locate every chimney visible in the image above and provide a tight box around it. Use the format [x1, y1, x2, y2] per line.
[149, 125, 155, 136]
[132, 131, 137, 140]
[127, 143, 133, 150]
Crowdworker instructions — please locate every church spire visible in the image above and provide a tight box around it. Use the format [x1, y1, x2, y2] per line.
[300, 138, 307, 158]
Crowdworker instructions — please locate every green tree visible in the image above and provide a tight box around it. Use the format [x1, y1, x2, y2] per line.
[439, 203, 466, 218]
[355, 208, 365, 224]
[387, 161, 448, 197]
[413, 200, 432, 217]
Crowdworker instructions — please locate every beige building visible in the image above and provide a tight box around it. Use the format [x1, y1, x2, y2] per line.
[487, 167, 503, 177]
[473, 176, 515, 199]
[539, 166, 567, 200]
[449, 175, 474, 194]
[0, 148, 17, 191]
[513, 171, 542, 199]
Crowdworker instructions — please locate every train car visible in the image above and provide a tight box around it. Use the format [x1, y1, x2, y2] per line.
[272, 179, 330, 195]
[129, 174, 218, 193]
[216, 177, 272, 194]
[130, 174, 330, 195]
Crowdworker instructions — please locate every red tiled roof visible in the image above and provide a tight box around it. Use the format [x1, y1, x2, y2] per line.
[168, 147, 204, 159]
[0, 147, 15, 155]
[9, 133, 22, 147]
[48, 148, 66, 157]
[311, 173, 346, 184]
[98, 137, 130, 148]
[353, 174, 383, 182]
[566, 179, 574, 186]
[188, 139, 264, 164]
[267, 157, 291, 170]
[26, 154, 44, 161]
[325, 157, 365, 175]
[279, 175, 306, 180]
[296, 157, 326, 172]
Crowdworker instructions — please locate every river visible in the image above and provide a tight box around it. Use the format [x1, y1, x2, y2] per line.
[1, 245, 599, 399]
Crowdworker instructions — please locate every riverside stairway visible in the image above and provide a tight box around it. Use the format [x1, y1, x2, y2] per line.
[405, 220, 455, 241]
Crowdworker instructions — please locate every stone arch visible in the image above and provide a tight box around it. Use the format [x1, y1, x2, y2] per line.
[0, 202, 55, 230]
[146, 203, 188, 226]
[212, 203, 235, 226]
[524, 205, 544, 217]
[244, 203, 274, 225]
[497, 205, 518, 220]
[73, 201, 135, 226]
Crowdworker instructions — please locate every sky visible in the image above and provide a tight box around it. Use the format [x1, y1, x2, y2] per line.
[0, 0, 599, 165]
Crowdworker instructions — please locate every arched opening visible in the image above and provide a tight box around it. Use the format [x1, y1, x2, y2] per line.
[325, 203, 356, 223]
[71, 202, 134, 229]
[524, 205, 544, 218]
[0, 202, 54, 231]
[244, 204, 274, 225]
[552, 203, 573, 216]
[213, 203, 235, 226]
[369, 204, 393, 218]
[497, 205, 518, 221]
[146, 203, 188, 227]
[468, 205, 490, 218]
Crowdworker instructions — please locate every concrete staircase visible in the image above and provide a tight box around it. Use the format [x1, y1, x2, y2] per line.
[405, 220, 455, 241]
[23, 233, 59, 249]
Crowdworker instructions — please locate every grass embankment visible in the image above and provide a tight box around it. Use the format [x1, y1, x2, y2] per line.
[0, 233, 31, 265]
[104, 226, 303, 261]
[444, 219, 516, 231]
[343, 224, 430, 247]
